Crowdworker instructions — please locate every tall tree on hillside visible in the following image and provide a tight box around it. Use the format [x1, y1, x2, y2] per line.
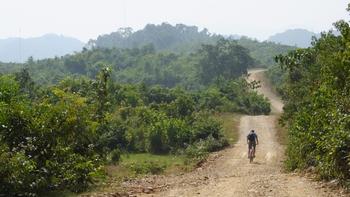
[14, 68, 36, 99]
[95, 66, 111, 121]
[198, 39, 254, 84]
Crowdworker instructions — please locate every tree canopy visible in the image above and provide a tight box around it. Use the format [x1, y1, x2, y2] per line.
[198, 39, 253, 84]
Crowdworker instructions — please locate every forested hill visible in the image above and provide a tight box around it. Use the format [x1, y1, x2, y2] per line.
[88, 23, 295, 67]
[88, 23, 217, 53]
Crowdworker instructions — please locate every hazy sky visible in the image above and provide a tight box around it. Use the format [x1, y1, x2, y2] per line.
[1, 0, 349, 42]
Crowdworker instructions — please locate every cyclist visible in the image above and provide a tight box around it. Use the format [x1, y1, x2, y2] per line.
[247, 130, 259, 158]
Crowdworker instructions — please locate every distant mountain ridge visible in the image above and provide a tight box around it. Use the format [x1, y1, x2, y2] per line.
[0, 34, 84, 63]
[267, 29, 320, 48]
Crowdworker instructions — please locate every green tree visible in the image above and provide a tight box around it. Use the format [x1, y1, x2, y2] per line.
[198, 39, 253, 84]
[95, 67, 111, 121]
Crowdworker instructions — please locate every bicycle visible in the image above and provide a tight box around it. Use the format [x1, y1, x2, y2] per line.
[248, 146, 255, 163]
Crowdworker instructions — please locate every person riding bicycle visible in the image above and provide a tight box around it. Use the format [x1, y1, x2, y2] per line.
[247, 130, 259, 158]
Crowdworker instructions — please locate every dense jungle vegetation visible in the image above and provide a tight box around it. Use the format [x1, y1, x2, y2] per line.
[0, 37, 271, 196]
[268, 11, 350, 186]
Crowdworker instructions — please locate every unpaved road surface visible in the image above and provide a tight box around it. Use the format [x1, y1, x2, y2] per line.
[136, 69, 346, 197]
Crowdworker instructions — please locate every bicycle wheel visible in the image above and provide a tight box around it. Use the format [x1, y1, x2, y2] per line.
[249, 148, 254, 163]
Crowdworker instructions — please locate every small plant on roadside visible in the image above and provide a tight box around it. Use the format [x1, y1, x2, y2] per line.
[126, 161, 166, 175]
[110, 149, 121, 164]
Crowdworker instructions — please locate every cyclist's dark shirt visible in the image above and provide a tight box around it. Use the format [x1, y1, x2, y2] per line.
[247, 132, 257, 143]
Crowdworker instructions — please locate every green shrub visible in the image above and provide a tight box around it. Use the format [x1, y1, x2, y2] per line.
[185, 142, 209, 164]
[184, 136, 228, 165]
[0, 79, 104, 196]
[198, 79, 271, 115]
[239, 92, 271, 115]
[0, 145, 39, 196]
[147, 125, 169, 154]
[199, 87, 226, 111]
[126, 161, 166, 175]
[166, 118, 191, 150]
[110, 149, 121, 164]
[191, 112, 223, 141]
[266, 64, 287, 96]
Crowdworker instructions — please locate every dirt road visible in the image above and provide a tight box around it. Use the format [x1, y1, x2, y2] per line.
[138, 69, 343, 197]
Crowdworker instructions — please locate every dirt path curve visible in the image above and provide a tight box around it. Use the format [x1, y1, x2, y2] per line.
[139, 69, 342, 197]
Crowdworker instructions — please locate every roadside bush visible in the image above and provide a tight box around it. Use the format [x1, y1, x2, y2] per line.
[184, 142, 209, 164]
[275, 17, 350, 185]
[185, 136, 228, 165]
[0, 78, 103, 196]
[110, 149, 121, 164]
[198, 79, 271, 115]
[191, 112, 223, 141]
[199, 87, 226, 111]
[0, 145, 39, 196]
[266, 64, 287, 96]
[239, 92, 271, 115]
[147, 121, 170, 154]
[166, 118, 191, 150]
[119, 106, 228, 155]
[126, 161, 166, 175]
[96, 117, 128, 153]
